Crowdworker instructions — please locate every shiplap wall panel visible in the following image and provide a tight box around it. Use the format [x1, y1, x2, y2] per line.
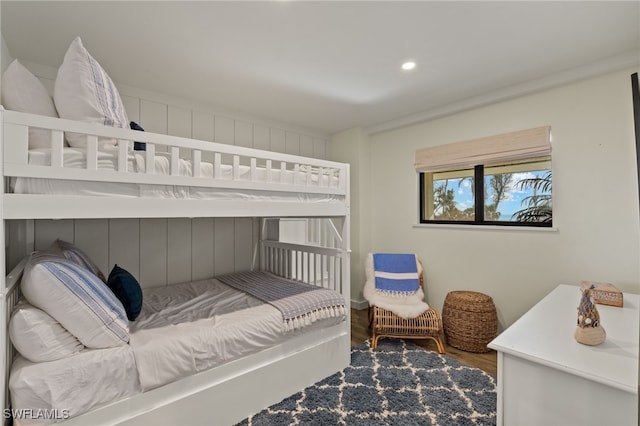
[216, 115, 235, 164]
[167, 218, 192, 285]
[140, 100, 168, 135]
[313, 137, 326, 160]
[214, 218, 235, 275]
[168, 106, 192, 138]
[139, 218, 168, 288]
[252, 219, 260, 263]
[235, 120, 253, 148]
[140, 100, 168, 153]
[192, 111, 215, 163]
[109, 219, 141, 279]
[191, 218, 215, 281]
[24, 217, 265, 287]
[192, 111, 215, 142]
[234, 218, 254, 271]
[34, 220, 73, 251]
[121, 96, 141, 124]
[168, 105, 192, 159]
[285, 131, 300, 155]
[235, 120, 253, 166]
[7, 221, 31, 271]
[300, 134, 313, 158]
[215, 116, 235, 145]
[74, 219, 110, 277]
[270, 128, 286, 154]
[253, 125, 270, 152]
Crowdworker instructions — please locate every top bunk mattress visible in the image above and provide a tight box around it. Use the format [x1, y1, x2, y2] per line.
[10, 148, 344, 203]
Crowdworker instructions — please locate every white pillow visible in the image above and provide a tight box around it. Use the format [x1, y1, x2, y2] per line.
[1, 59, 59, 149]
[21, 252, 129, 349]
[54, 36, 129, 148]
[9, 302, 84, 363]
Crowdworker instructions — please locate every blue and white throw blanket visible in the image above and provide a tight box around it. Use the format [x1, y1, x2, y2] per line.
[363, 253, 429, 319]
[217, 271, 346, 332]
[373, 253, 420, 296]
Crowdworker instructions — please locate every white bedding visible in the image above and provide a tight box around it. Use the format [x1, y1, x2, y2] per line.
[9, 346, 139, 425]
[9, 275, 346, 422]
[11, 148, 343, 202]
[131, 277, 344, 390]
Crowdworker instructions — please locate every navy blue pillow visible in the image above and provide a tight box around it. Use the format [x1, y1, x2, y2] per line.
[130, 121, 146, 151]
[107, 264, 143, 321]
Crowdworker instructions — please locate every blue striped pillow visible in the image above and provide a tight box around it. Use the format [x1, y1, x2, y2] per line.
[21, 252, 129, 349]
[54, 36, 129, 149]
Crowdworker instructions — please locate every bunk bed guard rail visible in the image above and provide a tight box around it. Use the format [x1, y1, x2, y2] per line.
[1, 109, 349, 219]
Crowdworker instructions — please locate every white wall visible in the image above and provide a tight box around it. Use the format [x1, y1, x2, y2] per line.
[0, 32, 13, 97]
[331, 127, 370, 307]
[354, 68, 640, 329]
[0, 39, 10, 74]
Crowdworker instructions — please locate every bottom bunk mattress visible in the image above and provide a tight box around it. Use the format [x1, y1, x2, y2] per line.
[9, 272, 346, 424]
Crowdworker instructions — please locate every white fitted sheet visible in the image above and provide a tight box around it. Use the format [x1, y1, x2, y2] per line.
[9, 275, 345, 422]
[11, 148, 343, 202]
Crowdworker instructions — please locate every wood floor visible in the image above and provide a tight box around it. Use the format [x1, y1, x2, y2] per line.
[350, 308, 497, 376]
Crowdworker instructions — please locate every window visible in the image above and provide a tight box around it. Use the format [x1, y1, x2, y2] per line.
[416, 127, 552, 227]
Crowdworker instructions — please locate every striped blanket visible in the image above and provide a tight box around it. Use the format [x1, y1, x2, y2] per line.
[363, 253, 429, 318]
[216, 271, 346, 332]
[373, 253, 420, 296]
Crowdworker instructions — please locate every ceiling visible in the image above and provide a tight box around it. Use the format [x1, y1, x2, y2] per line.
[2, 1, 639, 136]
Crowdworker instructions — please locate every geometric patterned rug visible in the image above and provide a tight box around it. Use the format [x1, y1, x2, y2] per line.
[236, 338, 496, 425]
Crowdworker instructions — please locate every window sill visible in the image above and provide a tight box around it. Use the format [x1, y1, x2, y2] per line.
[413, 223, 558, 232]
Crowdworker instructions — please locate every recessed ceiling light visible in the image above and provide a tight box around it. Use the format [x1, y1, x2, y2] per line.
[402, 61, 416, 71]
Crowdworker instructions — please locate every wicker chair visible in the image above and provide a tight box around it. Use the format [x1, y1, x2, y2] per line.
[367, 258, 445, 353]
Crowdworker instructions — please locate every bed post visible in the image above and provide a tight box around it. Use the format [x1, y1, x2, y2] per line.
[0, 107, 8, 424]
[259, 218, 279, 272]
[343, 163, 351, 317]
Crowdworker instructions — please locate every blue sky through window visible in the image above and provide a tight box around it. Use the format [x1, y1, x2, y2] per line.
[434, 170, 551, 221]
[486, 170, 550, 220]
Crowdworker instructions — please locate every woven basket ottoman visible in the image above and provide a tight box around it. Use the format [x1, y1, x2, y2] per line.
[442, 291, 498, 353]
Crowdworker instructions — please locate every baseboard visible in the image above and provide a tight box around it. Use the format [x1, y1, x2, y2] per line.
[351, 299, 369, 310]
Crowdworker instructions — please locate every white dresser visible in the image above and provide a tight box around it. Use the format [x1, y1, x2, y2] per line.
[488, 284, 639, 426]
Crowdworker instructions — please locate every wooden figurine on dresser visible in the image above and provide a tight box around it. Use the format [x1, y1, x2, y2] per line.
[575, 285, 606, 345]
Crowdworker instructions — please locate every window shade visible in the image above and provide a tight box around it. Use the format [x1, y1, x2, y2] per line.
[415, 126, 551, 173]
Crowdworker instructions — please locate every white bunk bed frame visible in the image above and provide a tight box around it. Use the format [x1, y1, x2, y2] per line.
[0, 109, 351, 425]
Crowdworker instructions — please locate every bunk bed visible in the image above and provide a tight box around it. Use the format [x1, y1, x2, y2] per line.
[0, 108, 351, 425]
